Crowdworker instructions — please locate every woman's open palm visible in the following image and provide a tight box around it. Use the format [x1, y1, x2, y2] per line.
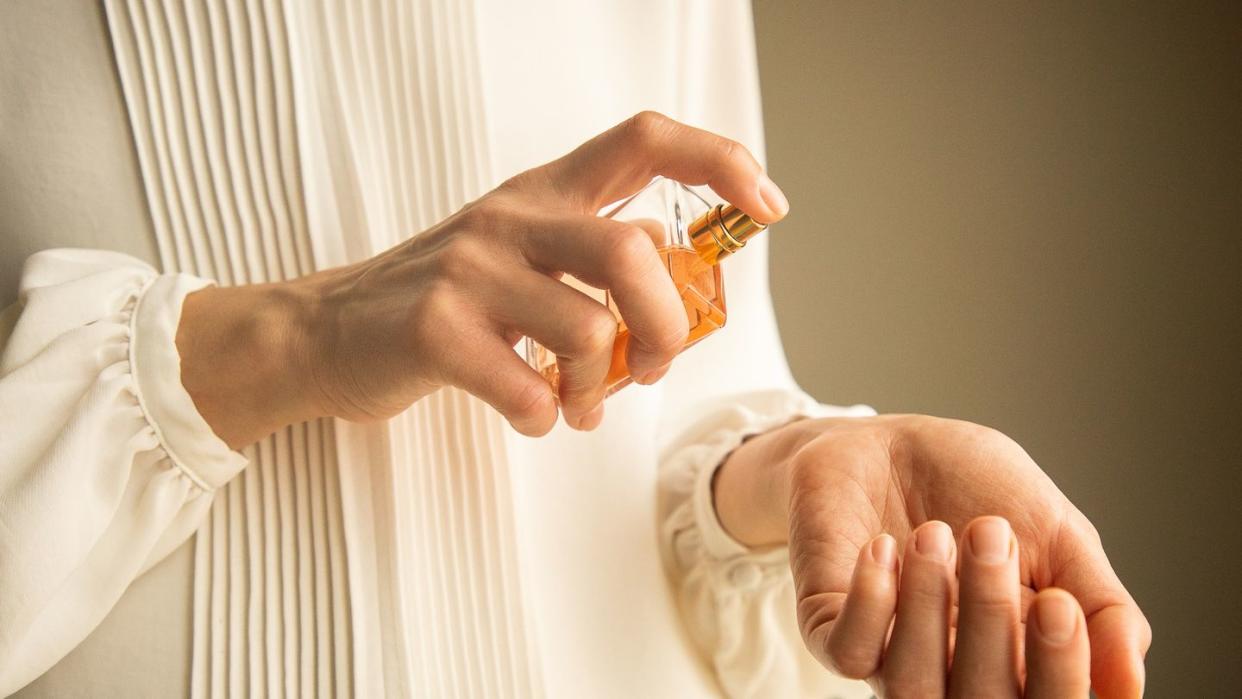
[739, 416, 1150, 697]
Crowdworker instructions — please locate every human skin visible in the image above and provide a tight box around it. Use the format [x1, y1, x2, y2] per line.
[175, 112, 1148, 695]
[177, 111, 789, 445]
[713, 415, 1152, 697]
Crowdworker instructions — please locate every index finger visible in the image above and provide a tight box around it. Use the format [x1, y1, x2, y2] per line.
[537, 111, 789, 224]
[1043, 509, 1152, 698]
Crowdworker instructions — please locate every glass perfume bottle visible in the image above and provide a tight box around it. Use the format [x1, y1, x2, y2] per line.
[525, 177, 766, 397]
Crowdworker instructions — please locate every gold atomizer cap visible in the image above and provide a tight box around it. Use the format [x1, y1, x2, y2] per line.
[688, 204, 768, 265]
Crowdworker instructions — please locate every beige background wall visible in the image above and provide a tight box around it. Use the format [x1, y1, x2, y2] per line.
[753, 1, 1241, 695]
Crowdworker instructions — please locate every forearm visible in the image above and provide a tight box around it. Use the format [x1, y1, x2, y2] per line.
[175, 280, 321, 450]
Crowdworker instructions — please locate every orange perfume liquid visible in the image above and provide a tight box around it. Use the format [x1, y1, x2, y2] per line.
[524, 177, 763, 400]
[527, 245, 726, 396]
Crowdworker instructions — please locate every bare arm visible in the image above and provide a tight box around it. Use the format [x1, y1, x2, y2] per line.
[174, 111, 790, 449]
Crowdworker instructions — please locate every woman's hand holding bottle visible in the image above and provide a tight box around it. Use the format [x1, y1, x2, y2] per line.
[175, 111, 790, 448]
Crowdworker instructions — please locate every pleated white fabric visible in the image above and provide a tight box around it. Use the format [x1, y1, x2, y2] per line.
[104, 2, 354, 696]
[104, 0, 543, 695]
[286, 1, 545, 693]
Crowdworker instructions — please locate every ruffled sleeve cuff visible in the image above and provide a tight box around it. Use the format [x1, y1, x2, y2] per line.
[0, 249, 247, 694]
[658, 388, 876, 699]
[130, 273, 247, 490]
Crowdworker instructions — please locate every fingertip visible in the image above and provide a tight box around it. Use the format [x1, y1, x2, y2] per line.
[510, 390, 558, 437]
[757, 173, 790, 221]
[1026, 588, 1093, 698]
[964, 515, 1014, 564]
[513, 416, 555, 438]
[869, 533, 898, 570]
[514, 414, 556, 437]
[1031, 588, 1083, 646]
[568, 402, 604, 431]
[557, 381, 607, 430]
[1087, 606, 1151, 699]
[912, 520, 955, 563]
[633, 361, 671, 386]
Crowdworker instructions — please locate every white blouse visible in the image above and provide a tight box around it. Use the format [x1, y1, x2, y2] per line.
[0, 1, 873, 697]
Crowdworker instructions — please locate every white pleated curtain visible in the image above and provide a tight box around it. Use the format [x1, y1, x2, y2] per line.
[105, 1, 542, 695]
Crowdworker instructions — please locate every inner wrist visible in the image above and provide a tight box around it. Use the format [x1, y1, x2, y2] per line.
[712, 423, 807, 548]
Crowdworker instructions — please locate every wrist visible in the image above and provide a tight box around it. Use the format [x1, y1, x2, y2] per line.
[177, 279, 323, 449]
[712, 418, 818, 548]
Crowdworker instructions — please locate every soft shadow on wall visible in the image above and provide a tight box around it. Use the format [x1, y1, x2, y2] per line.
[753, 2, 1242, 696]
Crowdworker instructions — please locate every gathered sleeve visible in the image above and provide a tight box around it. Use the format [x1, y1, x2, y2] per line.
[0, 249, 246, 694]
[658, 390, 876, 699]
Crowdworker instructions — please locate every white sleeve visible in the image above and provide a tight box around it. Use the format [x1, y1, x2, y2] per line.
[658, 390, 876, 699]
[0, 249, 246, 694]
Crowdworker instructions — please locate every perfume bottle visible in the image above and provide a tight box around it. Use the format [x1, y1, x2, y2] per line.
[525, 177, 766, 397]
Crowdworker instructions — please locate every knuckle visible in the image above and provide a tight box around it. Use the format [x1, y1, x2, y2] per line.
[406, 285, 460, 348]
[622, 110, 673, 144]
[435, 238, 489, 280]
[453, 198, 489, 229]
[507, 379, 554, 427]
[1066, 507, 1103, 546]
[961, 588, 1017, 618]
[607, 225, 657, 270]
[409, 282, 456, 328]
[924, 417, 1032, 465]
[568, 310, 618, 356]
[901, 578, 951, 609]
[457, 193, 517, 231]
[640, 322, 688, 361]
[1050, 505, 1103, 564]
[496, 171, 538, 196]
[960, 420, 1020, 454]
[713, 136, 745, 165]
[936, 417, 1001, 443]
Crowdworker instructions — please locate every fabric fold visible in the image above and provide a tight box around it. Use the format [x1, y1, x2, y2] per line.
[659, 389, 876, 699]
[0, 249, 245, 695]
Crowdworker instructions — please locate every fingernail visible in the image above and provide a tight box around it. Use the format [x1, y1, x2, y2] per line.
[577, 402, 604, 430]
[870, 535, 897, 570]
[635, 362, 671, 385]
[1035, 592, 1077, 645]
[968, 517, 1011, 564]
[757, 173, 790, 219]
[915, 521, 952, 562]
